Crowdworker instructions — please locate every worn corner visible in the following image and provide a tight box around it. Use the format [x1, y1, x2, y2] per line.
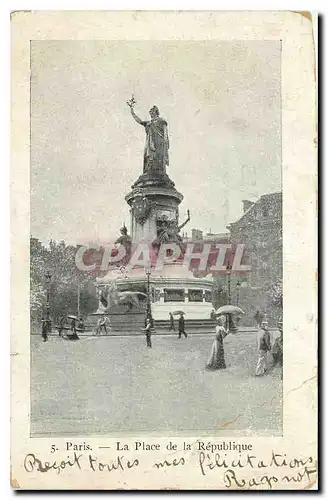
[10, 10, 32, 21]
[291, 11, 313, 23]
[11, 476, 20, 489]
[304, 477, 318, 490]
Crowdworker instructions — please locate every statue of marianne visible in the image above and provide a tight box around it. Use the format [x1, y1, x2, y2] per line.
[127, 99, 169, 176]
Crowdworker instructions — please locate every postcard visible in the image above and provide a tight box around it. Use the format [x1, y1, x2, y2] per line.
[11, 10, 317, 490]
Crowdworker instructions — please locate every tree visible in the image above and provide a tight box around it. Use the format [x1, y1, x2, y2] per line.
[30, 238, 48, 324]
[267, 278, 283, 309]
[30, 237, 98, 328]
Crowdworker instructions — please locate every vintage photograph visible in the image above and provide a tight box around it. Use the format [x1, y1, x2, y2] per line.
[10, 9, 318, 491]
[30, 40, 283, 437]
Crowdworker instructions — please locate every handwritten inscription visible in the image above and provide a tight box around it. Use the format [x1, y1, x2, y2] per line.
[198, 451, 317, 489]
[153, 457, 185, 469]
[22, 448, 317, 489]
[224, 467, 317, 489]
[24, 453, 139, 475]
[24, 452, 82, 474]
[89, 455, 139, 472]
[198, 451, 315, 476]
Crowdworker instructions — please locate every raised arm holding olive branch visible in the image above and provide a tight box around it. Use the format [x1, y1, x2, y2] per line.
[127, 96, 145, 125]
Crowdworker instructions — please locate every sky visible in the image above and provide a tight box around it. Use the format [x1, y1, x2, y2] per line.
[31, 40, 281, 245]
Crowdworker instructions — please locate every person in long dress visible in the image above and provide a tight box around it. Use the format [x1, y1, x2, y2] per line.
[255, 319, 271, 376]
[205, 315, 229, 370]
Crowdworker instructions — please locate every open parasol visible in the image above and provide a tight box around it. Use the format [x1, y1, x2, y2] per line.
[215, 305, 245, 316]
[173, 310, 185, 316]
[67, 315, 78, 320]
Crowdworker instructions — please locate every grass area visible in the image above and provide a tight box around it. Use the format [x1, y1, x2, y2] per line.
[31, 331, 282, 436]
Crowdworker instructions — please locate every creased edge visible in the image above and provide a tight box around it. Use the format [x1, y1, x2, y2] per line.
[292, 11, 313, 22]
[10, 10, 32, 20]
[11, 472, 20, 489]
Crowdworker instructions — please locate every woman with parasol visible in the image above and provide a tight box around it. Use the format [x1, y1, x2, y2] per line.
[215, 305, 245, 334]
[205, 315, 229, 370]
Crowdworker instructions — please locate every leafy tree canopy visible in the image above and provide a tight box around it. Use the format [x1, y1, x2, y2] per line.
[30, 237, 98, 324]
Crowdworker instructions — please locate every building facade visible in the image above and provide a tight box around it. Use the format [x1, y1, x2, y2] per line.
[227, 192, 282, 323]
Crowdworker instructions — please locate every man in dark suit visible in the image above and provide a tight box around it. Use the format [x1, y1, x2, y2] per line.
[272, 320, 283, 367]
[178, 313, 187, 339]
[143, 317, 152, 348]
[41, 317, 48, 342]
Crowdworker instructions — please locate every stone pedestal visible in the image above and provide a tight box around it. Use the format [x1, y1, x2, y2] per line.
[96, 262, 215, 321]
[132, 171, 175, 190]
[125, 183, 183, 244]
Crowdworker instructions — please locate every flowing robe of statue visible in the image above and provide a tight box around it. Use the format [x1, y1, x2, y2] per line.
[128, 104, 169, 177]
[142, 117, 169, 175]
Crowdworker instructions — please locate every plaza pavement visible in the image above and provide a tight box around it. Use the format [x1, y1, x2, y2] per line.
[30, 330, 282, 437]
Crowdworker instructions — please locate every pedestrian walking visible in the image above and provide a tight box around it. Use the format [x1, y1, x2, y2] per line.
[58, 315, 66, 337]
[255, 319, 271, 376]
[254, 310, 264, 328]
[68, 317, 80, 340]
[41, 317, 48, 342]
[169, 312, 175, 331]
[205, 315, 229, 370]
[142, 318, 152, 348]
[272, 320, 283, 373]
[99, 314, 110, 335]
[178, 313, 187, 338]
[96, 315, 110, 335]
[46, 318, 51, 337]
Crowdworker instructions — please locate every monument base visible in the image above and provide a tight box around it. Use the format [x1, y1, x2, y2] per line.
[132, 172, 175, 190]
[96, 262, 215, 322]
[125, 183, 184, 244]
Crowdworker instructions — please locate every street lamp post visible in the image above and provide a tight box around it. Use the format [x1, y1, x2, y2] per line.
[45, 270, 52, 332]
[225, 263, 238, 333]
[236, 281, 241, 307]
[77, 277, 80, 318]
[226, 262, 232, 305]
[145, 263, 153, 327]
[213, 283, 222, 309]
